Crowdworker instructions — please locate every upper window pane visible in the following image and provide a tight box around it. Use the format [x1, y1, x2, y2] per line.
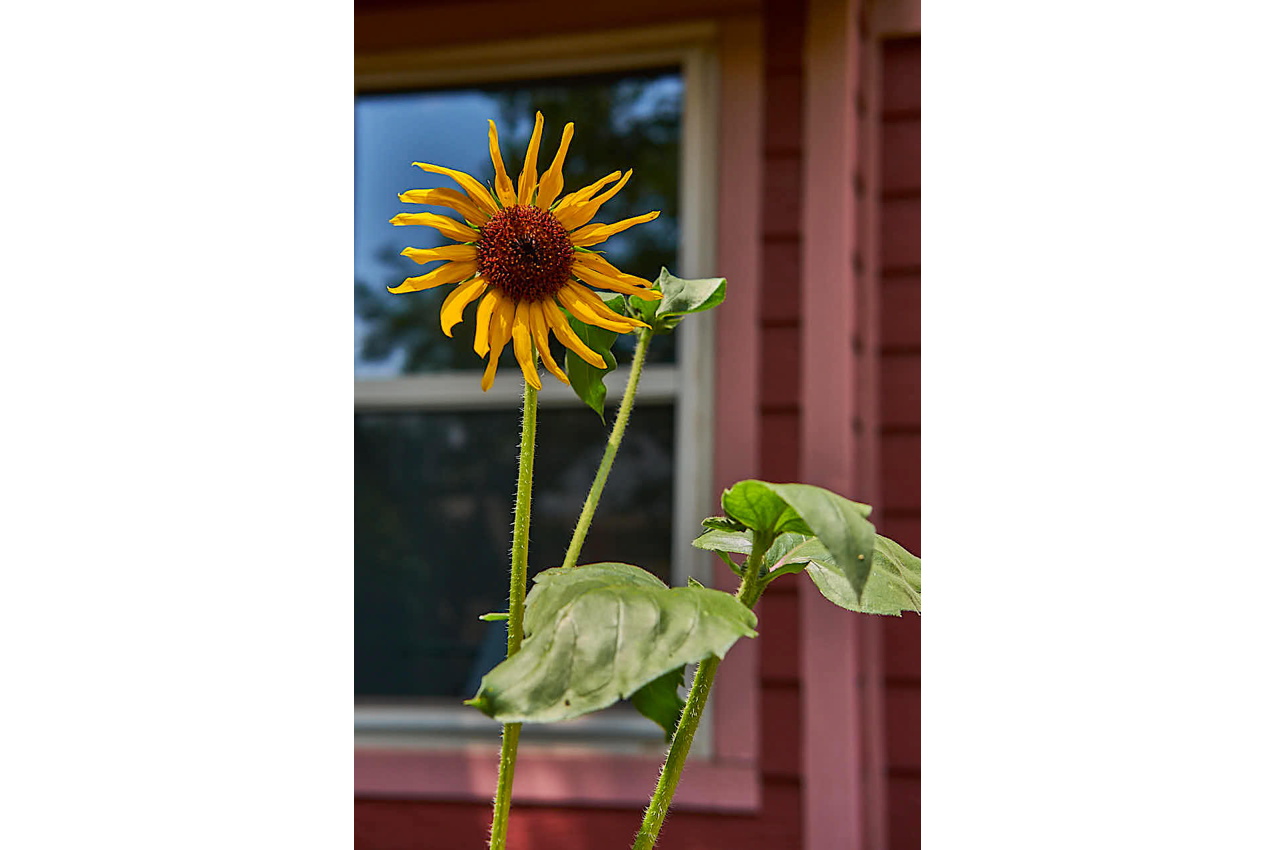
[354, 70, 683, 379]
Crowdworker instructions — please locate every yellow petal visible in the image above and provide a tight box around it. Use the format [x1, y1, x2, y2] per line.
[390, 212, 477, 243]
[570, 211, 661, 247]
[574, 252, 659, 290]
[482, 296, 517, 392]
[528, 301, 569, 384]
[559, 281, 646, 332]
[439, 277, 489, 337]
[573, 261, 663, 301]
[555, 170, 632, 231]
[535, 123, 574, 209]
[473, 290, 498, 356]
[399, 187, 490, 225]
[512, 302, 542, 390]
[553, 171, 621, 217]
[517, 112, 545, 205]
[543, 299, 607, 369]
[487, 120, 517, 207]
[401, 244, 477, 264]
[387, 260, 476, 294]
[412, 162, 500, 217]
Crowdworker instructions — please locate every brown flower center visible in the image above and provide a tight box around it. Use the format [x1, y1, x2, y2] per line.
[475, 205, 574, 303]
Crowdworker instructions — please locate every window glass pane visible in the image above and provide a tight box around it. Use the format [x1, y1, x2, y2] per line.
[354, 70, 683, 379]
[355, 405, 676, 700]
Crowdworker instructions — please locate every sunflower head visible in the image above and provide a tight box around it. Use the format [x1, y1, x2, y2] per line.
[389, 112, 664, 392]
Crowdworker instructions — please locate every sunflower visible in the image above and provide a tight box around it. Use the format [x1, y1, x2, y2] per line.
[389, 112, 663, 391]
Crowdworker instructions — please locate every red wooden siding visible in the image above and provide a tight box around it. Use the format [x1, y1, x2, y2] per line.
[875, 35, 922, 850]
[749, 0, 810, 843]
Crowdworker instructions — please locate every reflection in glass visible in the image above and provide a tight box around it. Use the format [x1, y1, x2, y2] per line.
[354, 70, 683, 378]
[354, 405, 675, 699]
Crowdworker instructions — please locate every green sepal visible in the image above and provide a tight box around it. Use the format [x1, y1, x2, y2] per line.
[466, 563, 757, 725]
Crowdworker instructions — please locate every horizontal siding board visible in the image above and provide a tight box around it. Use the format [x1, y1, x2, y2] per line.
[761, 325, 802, 408]
[884, 685, 921, 770]
[880, 276, 920, 350]
[762, 238, 802, 323]
[887, 773, 921, 850]
[760, 410, 800, 480]
[881, 615, 920, 680]
[880, 196, 921, 269]
[763, 154, 803, 238]
[880, 432, 920, 511]
[879, 353, 920, 428]
[881, 38, 921, 113]
[876, 514, 920, 554]
[880, 117, 921, 194]
[761, 682, 803, 777]
[757, 587, 801, 682]
[764, 72, 803, 154]
[356, 781, 800, 849]
[356, 0, 761, 51]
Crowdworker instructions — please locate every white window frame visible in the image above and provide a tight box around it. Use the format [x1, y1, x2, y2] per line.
[354, 23, 720, 754]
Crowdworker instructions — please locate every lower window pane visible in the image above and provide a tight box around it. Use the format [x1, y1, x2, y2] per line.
[355, 405, 675, 700]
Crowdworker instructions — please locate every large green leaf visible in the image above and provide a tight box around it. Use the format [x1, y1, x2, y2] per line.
[466, 563, 757, 725]
[629, 665, 685, 742]
[632, 268, 727, 333]
[806, 535, 921, 615]
[765, 483, 875, 600]
[563, 295, 625, 420]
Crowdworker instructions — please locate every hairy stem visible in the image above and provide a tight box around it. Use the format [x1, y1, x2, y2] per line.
[488, 377, 538, 850]
[631, 535, 772, 850]
[561, 327, 653, 569]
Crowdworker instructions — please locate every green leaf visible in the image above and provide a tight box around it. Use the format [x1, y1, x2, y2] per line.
[632, 268, 727, 334]
[765, 483, 875, 600]
[701, 515, 746, 533]
[563, 296, 625, 420]
[467, 563, 758, 725]
[721, 480, 807, 537]
[691, 528, 752, 556]
[629, 665, 685, 742]
[805, 534, 921, 615]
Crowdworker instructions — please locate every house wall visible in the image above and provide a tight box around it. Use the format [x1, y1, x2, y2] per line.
[876, 35, 922, 850]
[353, 2, 919, 848]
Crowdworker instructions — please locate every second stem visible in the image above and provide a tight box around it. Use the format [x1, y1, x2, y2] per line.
[561, 327, 653, 570]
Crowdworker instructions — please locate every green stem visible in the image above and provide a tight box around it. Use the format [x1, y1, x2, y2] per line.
[631, 535, 773, 850]
[488, 377, 538, 850]
[561, 327, 653, 570]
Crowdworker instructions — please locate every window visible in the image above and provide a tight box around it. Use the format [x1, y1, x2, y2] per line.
[354, 48, 718, 750]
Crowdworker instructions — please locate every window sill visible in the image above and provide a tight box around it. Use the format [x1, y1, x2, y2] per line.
[354, 746, 760, 811]
[353, 700, 758, 811]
